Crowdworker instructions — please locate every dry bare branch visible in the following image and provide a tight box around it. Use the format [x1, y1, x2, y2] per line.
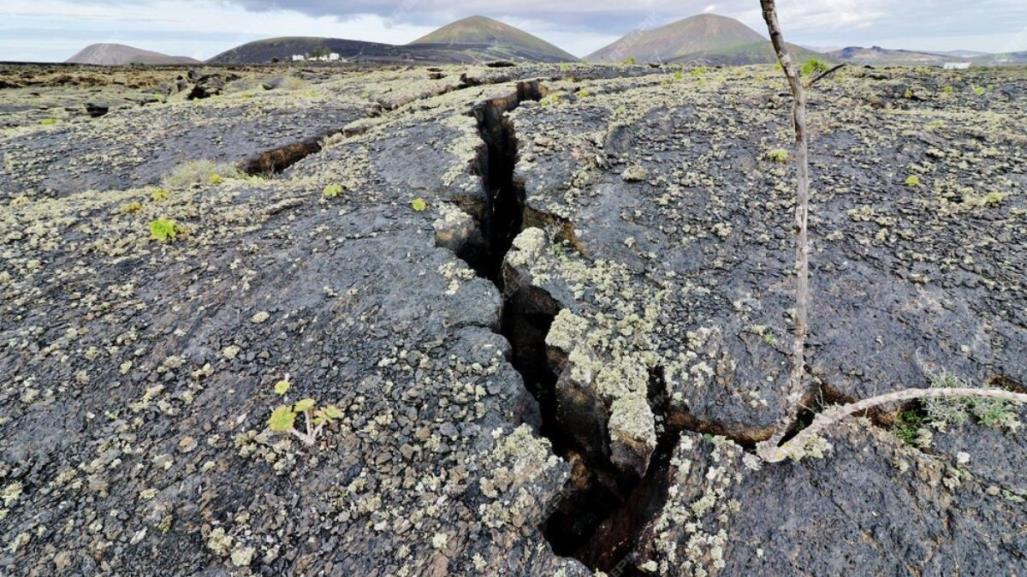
[758, 387, 1027, 463]
[807, 63, 847, 87]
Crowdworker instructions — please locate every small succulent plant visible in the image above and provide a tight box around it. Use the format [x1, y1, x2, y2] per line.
[766, 149, 790, 163]
[149, 218, 179, 243]
[267, 376, 342, 446]
[323, 183, 344, 198]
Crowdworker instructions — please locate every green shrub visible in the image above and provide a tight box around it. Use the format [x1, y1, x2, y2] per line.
[904, 175, 921, 187]
[322, 183, 344, 198]
[120, 201, 143, 214]
[39, 118, 58, 126]
[540, 94, 562, 107]
[411, 198, 428, 212]
[149, 218, 179, 243]
[894, 410, 926, 445]
[766, 149, 790, 163]
[622, 57, 637, 66]
[800, 58, 830, 77]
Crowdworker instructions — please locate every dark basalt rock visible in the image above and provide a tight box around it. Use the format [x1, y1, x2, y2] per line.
[84, 102, 108, 117]
[0, 61, 1024, 577]
[187, 74, 225, 100]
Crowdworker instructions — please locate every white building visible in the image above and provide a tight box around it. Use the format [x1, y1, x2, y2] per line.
[291, 54, 306, 62]
[943, 62, 971, 70]
[328, 53, 340, 61]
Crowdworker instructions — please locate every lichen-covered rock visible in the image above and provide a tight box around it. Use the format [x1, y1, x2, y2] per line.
[607, 394, 656, 476]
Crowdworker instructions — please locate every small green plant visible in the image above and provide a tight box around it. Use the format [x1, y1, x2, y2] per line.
[982, 191, 1007, 206]
[894, 409, 926, 446]
[120, 201, 142, 214]
[411, 197, 428, 212]
[540, 94, 562, 107]
[267, 377, 341, 446]
[971, 84, 986, 96]
[904, 175, 921, 187]
[690, 66, 709, 78]
[973, 397, 1021, 430]
[800, 58, 830, 77]
[150, 188, 170, 202]
[766, 149, 790, 163]
[752, 324, 776, 346]
[927, 373, 1021, 431]
[941, 85, 955, 97]
[322, 183, 343, 198]
[673, 70, 684, 81]
[622, 57, 637, 66]
[39, 118, 58, 126]
[577, 88, 591, 99]
[149, 218, 179, 243]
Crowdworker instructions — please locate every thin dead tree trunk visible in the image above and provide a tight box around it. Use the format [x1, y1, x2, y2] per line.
[759, 0, 812, 451]
[754, 1, 1026, 463]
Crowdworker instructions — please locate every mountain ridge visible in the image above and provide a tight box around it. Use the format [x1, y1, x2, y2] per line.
[66, 43, 200, 66]
[586, 14, 825, 65]
[210, 16, 577, 65]
[410, 15, 577, 62]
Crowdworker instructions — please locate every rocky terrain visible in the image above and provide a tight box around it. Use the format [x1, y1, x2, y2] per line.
[0, 60, 1025, 577]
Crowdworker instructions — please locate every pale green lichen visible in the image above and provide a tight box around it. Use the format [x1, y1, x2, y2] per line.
[2, 482, 22, 507]
[506, 227, 548, 268]
[648, 435, 747, 576]
[477, 425, 563, 530]
[206, 527, 233, 557]
[608, 393, 657, 473]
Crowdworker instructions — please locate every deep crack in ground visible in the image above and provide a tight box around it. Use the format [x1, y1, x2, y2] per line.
[455, 80, 694, 575]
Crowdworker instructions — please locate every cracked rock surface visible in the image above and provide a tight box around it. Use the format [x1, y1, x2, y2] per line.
[1, 62, 1025, 576]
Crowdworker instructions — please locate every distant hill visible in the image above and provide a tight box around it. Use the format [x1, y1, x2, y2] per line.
[586, 14, 824, 65]
[828, 46, 954, 66]
[66, 43, 200, 66]
[210, 17, 577, 65]
[208, 37, 407, 65]
[409, 15, 577, 62]
[816, 45, 1027, 67]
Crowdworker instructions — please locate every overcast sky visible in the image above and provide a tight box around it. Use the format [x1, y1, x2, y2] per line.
[2, 0, 1025, 62]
